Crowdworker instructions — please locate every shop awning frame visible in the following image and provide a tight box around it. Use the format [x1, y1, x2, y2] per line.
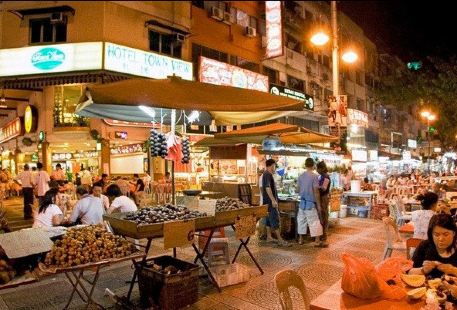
[8, 5, 75, 20]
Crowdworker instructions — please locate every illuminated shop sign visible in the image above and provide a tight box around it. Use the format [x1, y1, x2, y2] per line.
[24, 105, 38, 133]
[0, 118, 23, 143]
[0, 42, 103, 77]
[347, 109, 368, 128]
[352, 149, 367, 162]
[110, 143, 146, 155]
[103, 119, 158, 128]
[270, 84, 314, 111]
[265, 1, 283, 59]
[199, 56, 268, 92]
[115, 131, 128, 139]
[104, 42, 193, 80]
[407, 139, 417, 148]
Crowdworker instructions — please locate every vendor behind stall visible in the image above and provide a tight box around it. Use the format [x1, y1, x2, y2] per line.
[106, 184, 138, 214]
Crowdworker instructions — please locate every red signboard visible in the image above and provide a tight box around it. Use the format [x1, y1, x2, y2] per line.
[0, 118, 23, 144]
[199, 56, 269, 92]
[265, 1, 283, 59]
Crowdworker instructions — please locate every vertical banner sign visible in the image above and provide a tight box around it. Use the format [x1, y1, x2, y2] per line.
[347, 109, 368, 128]
[265, 1, 283, 59]
[235, 215, 257, 239]
[327, 95, 348, 127]
[163, 220, 196, 249]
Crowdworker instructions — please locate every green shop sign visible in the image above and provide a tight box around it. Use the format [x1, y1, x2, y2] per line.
[31, 48, 65, 70]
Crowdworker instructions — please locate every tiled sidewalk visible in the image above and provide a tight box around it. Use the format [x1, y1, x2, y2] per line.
[0, 199, 397, 309]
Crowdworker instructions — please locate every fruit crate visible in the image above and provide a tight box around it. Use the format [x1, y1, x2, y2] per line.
[135, 255, 200, 310]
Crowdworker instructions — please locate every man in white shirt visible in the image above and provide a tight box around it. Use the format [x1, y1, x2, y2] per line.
[80, 167, 93, 190]
[92, 184, 110, 210]
[68, 186, 104, 225]
[50, 163, 66, 181]
[34, 162, 50, 205]
[16, 164, 34, 219]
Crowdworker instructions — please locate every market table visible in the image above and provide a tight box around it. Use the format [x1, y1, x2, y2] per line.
[103, 205, 268, 298]
[310, 279, 425, 310]
[37, 251, 145, 310]
[399, 222, 414, 234]
[342, 191, 378, 218]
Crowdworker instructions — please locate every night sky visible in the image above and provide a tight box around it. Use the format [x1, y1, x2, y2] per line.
[338, 1, 456, 62]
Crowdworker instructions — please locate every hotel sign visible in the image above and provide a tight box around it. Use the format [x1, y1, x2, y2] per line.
[0, 118, 23, 143]
[104, 42, 193, 80]
[265, 1, 283, 59]
[199, 56, 268, 92]
[0, 42, 103, 77]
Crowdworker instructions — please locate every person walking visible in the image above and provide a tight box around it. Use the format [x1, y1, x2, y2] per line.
[16, 164, 34, 219]
[317, 161, 331, 242]
[297, 158, 326, 247]
[262, 159, 290, 247]
[34, 162, 50, 206]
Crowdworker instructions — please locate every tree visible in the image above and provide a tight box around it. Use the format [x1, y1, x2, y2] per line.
[375, 56, 457, 147]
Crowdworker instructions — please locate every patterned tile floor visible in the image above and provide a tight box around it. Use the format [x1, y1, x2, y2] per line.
[0, 198, 404, 309]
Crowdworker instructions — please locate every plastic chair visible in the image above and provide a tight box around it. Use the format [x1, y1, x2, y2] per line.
[406, 238, 423, 260]
[382, 220, 406, 260]
[391, 201, 411, 226]
[274, 269, 310, 310]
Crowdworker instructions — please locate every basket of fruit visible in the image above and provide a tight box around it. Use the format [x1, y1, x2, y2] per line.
[214, 198, 268, 227]
[135, 255, 200, 310]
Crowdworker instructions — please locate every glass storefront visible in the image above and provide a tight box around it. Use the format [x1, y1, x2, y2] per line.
[54, 85, 89, 127]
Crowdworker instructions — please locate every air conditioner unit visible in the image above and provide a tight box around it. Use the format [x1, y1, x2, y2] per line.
[223, 12, 234, 24]
[245, 26, 256, 38]
[50, 12, 66, 24]
[210, 7, 224, 21]
[175, 33, 185, 43]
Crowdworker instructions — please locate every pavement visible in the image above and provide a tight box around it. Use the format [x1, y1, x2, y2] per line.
[0, 198, 401, 309]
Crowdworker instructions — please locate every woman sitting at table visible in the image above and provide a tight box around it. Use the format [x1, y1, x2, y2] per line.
[32, 188, 64, 228]
[411, 192, 438, 240]
[409, 213, 457, 278]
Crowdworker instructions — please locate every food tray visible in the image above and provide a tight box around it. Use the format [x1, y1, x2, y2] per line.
[214, 205, 268, 228]
[103, 213, 214, 239]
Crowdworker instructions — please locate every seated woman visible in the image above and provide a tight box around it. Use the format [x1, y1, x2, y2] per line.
[411, 192, 438, 239]
[409, 213, 457, 278]
[32, 188, 64, 228]
[105, 184, 138, 214]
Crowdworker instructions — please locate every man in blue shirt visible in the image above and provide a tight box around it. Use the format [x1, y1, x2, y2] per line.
[297, 158, 326, 247]
[262, 159, 290, 247]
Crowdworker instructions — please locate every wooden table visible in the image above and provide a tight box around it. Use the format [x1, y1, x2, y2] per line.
[310, 279, 425, 310]
[399, 222, 414, 234]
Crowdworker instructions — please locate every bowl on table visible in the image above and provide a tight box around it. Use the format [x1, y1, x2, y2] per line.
[182, 189, 202, 196]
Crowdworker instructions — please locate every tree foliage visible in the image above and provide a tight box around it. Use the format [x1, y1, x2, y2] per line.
[375, 56, 457, 147]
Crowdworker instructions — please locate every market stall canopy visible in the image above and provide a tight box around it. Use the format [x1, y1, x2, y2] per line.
[76, 77, 302, 125]
[193, 137, 246, 147]
[214, 123, 339, 145]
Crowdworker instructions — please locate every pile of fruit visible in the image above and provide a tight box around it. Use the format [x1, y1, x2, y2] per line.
[181, 137, 190, 164]
[125, 204, 208, 224]
[402, 273, 456, 305]
[43, 226, 137, 268]
[216, 197, 250, 212]
[0, 259, 16, 285]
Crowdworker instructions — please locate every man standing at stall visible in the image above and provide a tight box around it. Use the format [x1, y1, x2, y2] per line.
[297, 158, 326, 247]
[16, 164, 34, 219]
[262, 159, 290, 247]
[317, 161, 331, 243]
[34, 162, 50, 206]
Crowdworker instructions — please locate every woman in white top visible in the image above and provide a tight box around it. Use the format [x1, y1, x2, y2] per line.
[33, 188, 64, 228]
[105, 184, 138, 214]
[411, 192, 438, 239]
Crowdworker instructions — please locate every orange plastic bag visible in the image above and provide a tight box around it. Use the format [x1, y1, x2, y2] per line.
[376, 257, 411, 300]
[341, 253, 382, 299]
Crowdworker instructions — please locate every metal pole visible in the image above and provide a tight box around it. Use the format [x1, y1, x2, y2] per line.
[428, 119, 431, 173]
[331, 1, 339, 97]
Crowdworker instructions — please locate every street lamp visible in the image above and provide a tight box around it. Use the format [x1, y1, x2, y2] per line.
[310, 1, 358, 146]
[420, 110, 436, 173]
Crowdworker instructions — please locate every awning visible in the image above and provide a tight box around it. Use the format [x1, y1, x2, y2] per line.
[76, 76, 302, 125]
[8, 6, 75, 19]
[214, 123, 339, 145]
[193, 137, 246, 147]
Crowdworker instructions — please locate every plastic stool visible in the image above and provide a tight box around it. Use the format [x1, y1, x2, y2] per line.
[207, 237, 230, 266]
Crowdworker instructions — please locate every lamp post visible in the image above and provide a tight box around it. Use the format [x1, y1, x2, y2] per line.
[310, 1, 358, 147]
[420, 110, 436, 173]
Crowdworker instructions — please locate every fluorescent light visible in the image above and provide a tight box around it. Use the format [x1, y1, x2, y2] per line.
[187, 110, 200, 123]
[139, 105, 156, 118]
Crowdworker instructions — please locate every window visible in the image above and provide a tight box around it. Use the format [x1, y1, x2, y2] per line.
[236, 57, 259, 72]
[191, 0, 204, 9]
[322, 55, 330, 67]
[287, 75, 304, 91]
[355, 71, 363, 85]
[192, 43, 229, 78]
[356, 98, 365, 111]
[263, 66, 278, 85]
[149, 30, 182, 58]
[54, 85, 89, 128]
[304, 9, 314, 21]
[29, 18, 67, 44]
[249, 16, 257, 29]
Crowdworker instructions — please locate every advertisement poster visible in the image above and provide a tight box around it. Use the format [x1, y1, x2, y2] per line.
[347, 108, 368, 128]
[328, 95, 348, 127]
[199, 56, 268, 92]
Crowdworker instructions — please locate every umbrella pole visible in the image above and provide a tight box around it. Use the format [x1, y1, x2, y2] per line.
[172, 160, 175, 205]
